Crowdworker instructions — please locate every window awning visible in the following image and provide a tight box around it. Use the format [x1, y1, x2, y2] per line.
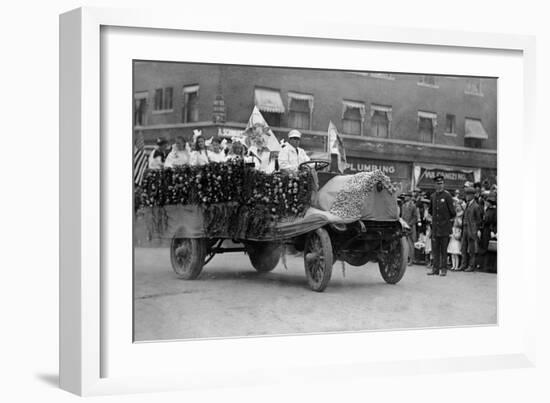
[464, 118, 488, 139]
[370, 104, 393, 121]
[254, 88, 285, 113]
[134, 91, 148, 99]
[418, 111, 437, 120]
[287, 92, 314, 109]
[417, 110, 438, 127]
[342, 100, 366, 118]
[183, 85, 199, 94]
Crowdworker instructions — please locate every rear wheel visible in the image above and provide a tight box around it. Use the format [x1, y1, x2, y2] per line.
[170, 237, 207, 280]
[304, 228, 333, 292]
[378, 236, 408, 284]
[244, 241, 281, 273]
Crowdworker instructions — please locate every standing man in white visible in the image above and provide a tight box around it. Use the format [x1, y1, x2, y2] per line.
[278, 129, 310, 171]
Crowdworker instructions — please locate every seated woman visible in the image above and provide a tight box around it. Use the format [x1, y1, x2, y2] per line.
[164, 136, 190, 168]
[190, 135, 210, 166]
[208, 137, 227, 163]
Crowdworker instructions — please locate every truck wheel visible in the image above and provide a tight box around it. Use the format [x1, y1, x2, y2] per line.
[170, 236, 207, 280]
[304, 228, 333, 292]
[244, 241, 281, 273]
[378, 236, 408, 284]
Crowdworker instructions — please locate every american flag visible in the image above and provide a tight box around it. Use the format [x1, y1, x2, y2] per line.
[133, 132, 148, 186]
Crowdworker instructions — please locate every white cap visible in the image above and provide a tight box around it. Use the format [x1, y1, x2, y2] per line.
[288, 129, 302, 139]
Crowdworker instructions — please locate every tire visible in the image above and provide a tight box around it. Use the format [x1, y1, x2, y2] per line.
[304, 228, 333, 292]
[378, 236, 408, 284]
[244, 241, 281, 273]
[170, 237, 207, 280]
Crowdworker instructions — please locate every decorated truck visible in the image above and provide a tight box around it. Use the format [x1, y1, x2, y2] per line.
[138, 156, 409, 292]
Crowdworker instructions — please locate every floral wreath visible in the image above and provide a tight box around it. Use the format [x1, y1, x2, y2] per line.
[243, 123, 270, 149]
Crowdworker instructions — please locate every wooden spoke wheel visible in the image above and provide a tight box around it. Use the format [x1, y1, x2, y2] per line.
[244, 241, 281, 273]
[304, 228, 333, 292]
[170, 237, 207, 280]
[378, 236, 408, 284]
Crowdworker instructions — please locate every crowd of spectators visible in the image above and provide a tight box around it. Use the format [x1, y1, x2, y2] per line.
[398, 180, 497, 273]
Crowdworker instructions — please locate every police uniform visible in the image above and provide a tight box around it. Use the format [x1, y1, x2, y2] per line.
[428, 175, 456, 275]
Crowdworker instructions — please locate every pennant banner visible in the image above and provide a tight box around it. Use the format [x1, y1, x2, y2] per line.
[327, 121, 347, 173]
[244, 106, 281, 152]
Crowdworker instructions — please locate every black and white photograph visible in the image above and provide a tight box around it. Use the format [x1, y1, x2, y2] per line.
[132, 61, 498, 342]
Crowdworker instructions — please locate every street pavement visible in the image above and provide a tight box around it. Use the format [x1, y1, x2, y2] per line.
[134, 247, 497, 342]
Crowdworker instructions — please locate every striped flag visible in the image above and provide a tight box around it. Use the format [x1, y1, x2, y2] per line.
[327, 121, 347, 173]
[133, 131, 148, 186]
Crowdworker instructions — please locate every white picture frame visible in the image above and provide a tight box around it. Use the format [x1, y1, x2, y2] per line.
[60, 6, 537, 396]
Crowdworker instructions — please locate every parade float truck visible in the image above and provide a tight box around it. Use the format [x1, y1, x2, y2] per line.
[139, 158, 409, 292]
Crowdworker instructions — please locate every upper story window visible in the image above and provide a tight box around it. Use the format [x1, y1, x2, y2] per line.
[287, 92, 314, 130]
[153, 87, 174, 112]
[369, 104, 392, 138]
[254, 87, 285, 128]
[418, 111, 438, 143]
[134, 91, 148, 126]
[465, 78, 483, 96]
[182, 85, 200, 123]
[445, 114, 456, 134]
[342, 100, 366, 136]
[418, 75, 438, 88]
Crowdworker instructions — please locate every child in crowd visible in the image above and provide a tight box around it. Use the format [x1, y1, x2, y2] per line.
[208, 137, 227, 163]
[447, 202, 464, 270]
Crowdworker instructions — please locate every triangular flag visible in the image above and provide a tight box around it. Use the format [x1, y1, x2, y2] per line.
[327, 121, 347, 173]
[243, 106, 281, 152]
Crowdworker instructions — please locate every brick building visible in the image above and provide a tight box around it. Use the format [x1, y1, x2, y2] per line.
[133, 61, 497, 192]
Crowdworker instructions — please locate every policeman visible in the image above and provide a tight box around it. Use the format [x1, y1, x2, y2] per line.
[427, 174, 456, 276]
[278, 129, 310, 171]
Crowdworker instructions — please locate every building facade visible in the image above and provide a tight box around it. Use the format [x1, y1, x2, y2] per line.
[134, 61, 497, 192]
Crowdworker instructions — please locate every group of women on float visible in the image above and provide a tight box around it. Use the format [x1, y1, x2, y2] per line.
[148, 134, 277, 173]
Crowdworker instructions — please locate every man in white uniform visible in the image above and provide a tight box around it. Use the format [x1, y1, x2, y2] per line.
[278, 129, 310, 171]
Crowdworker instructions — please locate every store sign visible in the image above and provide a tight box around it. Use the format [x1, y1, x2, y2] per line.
[416, 167, 475, 188]
[345, 157, 410, 179]
[218, 127, 244, 138]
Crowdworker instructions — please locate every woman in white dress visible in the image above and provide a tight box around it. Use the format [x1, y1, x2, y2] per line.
[164, 136, 190, 168]
[208, 137, 227, 163]
[190, 135, 210, 166]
